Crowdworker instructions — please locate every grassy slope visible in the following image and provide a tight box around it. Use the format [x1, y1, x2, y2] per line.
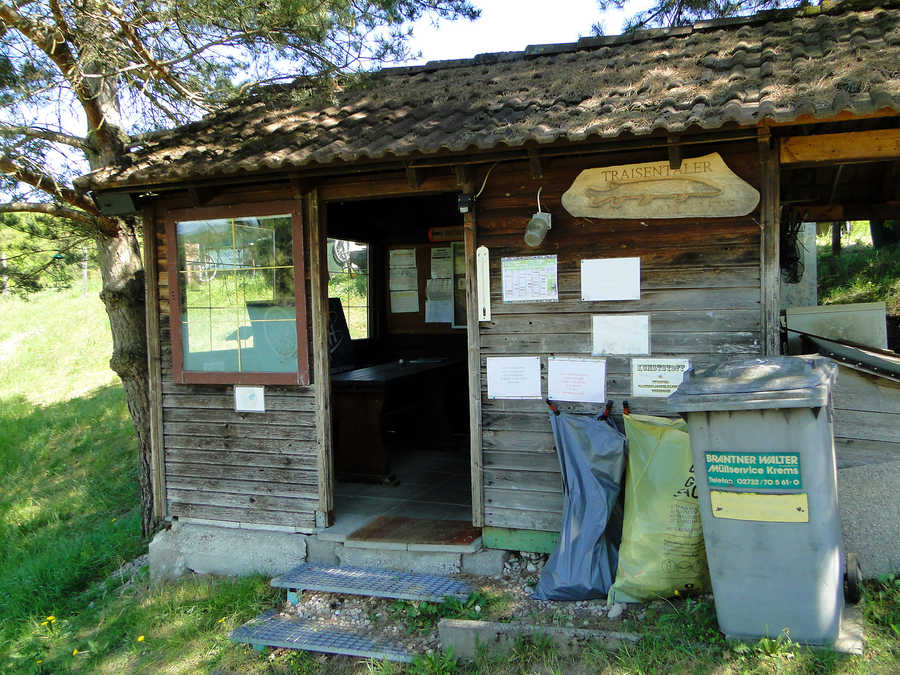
[816, 225, 900, 316]
[0, 275, 897, 674]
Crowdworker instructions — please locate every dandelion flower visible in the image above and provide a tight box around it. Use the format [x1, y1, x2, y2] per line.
[41, 621, 48, 626]
[218, 617, 226, 624]
[46, 616, 56, 622]
[674, 589, 680, 596]
[36, 660, 43, 664]
[111, 518, 117, 523]
[137, 635, 145, 642]
[72, 649, 78, 656]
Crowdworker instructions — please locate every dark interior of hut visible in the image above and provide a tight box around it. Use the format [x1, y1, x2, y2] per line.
[322, 193, 474, 542]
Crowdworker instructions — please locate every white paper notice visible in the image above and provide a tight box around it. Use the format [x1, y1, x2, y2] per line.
[430, 247, 452, 278]
[632, 358, 691, 397]
[486, 356, 542, 399]
[425, 300, 452, 323]
[389, 248, 416, 268]
[592, 314, 650, 355]
[426, 278, 452, 301]
[390, 290, 419, 313]
[548, 357, 606, 403]
[581, 257, 641, 301]
[234, 385, 265, 412]
[501, 255, 558, 303]
[390, 267, 418, 291]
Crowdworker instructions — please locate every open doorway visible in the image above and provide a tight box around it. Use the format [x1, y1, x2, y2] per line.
[321, 193, 475, 545]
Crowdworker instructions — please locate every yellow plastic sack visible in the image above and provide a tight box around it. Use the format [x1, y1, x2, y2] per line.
[607, 414, 709, 603]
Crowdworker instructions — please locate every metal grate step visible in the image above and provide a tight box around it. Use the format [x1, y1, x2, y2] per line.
[271, 562, 472, 602]
[230, 610, 413, 663]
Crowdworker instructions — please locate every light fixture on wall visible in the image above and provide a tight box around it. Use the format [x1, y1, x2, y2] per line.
[524, 186, 551, 248]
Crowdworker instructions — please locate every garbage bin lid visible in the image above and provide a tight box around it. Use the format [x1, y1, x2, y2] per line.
[668, 356, 837, 412]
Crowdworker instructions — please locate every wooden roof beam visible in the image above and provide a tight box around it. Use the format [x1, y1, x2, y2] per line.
[780, 128, 900, 167]
[792, 201, 900, 221]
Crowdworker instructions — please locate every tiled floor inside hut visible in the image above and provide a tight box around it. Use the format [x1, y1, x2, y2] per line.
[320, 450, 477, 548]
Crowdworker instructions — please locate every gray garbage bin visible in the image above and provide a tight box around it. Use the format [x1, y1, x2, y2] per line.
[668, 356, 842, 645]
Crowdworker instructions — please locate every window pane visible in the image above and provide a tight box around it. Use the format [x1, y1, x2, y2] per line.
[327, 239, 369, 340]
[177, 214, 296, 374]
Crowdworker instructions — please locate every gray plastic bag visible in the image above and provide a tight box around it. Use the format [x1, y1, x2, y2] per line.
[532, 411, 627, 601]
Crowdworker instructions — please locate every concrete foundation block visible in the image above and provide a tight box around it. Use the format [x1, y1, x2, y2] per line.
[462, 548, 509, 576]
[306, 537, 342, 566]
[838, 460, 900, 578]
[438, 619, 640, 660]
[339, 547, 461, 576]
[149, 522, 307, 583]
[148, 526, 189, 583]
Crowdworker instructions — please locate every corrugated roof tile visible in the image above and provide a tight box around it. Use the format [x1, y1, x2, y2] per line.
[79, 0, 900, 190]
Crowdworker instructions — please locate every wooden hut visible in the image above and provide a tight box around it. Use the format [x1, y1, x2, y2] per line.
[78, 0, 900, 576]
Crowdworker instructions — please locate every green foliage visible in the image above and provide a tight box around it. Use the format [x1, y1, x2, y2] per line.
[818, 241, 900, 315]
[594, 0, 799, 33]
[410, 647, 459, 674]
[388, 591, 494, 634]
[0, 213, 93, 296]
[865, 574, 900, 641]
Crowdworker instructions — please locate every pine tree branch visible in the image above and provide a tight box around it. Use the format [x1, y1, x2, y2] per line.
[0, 1, 118, 150]
[0, 201, 96, 225]
[0, 123, 90, 151]
[112, 12, 213, 112]
[0, 155, 110, 227]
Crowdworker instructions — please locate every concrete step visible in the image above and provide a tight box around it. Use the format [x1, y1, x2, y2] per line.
[271, 562, 472, 603]
[230, 610, 413, 662]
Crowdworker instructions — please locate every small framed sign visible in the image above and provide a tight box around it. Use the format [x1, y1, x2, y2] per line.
[235, 385, 265, 412]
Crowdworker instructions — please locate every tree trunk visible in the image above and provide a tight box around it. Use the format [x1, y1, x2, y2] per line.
[82, 246, 89, 296]
[870, 219, 900, 249]
[1, 251, 8, 297]
[95, 221, 157, 537]
[831, 220, 842, 255]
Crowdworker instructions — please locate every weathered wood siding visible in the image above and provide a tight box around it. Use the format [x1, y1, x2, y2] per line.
[476, 146, 763, 532]
[152, 185, 319, 531]
[833, 366, 900, 469]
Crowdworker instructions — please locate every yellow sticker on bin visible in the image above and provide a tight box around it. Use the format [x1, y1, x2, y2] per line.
[709, 490, 809, 523]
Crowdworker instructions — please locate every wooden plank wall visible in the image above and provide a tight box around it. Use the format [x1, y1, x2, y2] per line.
[475, 145, 764, 532]
[833, 366, 900, 469]
[153, 185, 319, 530]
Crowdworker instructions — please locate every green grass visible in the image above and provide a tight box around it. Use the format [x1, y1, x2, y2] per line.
[816, 225, 900, 316]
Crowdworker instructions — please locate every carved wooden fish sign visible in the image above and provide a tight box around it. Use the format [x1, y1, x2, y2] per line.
[562, 153, 759, 219]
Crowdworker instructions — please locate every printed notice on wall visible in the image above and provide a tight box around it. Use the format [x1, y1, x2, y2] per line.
[592, 314, 650, 355]
[389, 248, 416, 268]
[581, 257, 640, 301]
[705, 452, 803, 491]
[389, 267, 418, 291]
[390, 290, 419, 313]
[486, 356, 542, 399]
[632, 358, 690, 397]
[425, 278, 453, 323]
[548, 357, 606, 403]
[501, 255, 558, 303]
[430, 247, 452, 278]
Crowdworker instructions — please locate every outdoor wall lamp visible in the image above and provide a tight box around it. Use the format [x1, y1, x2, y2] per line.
[524, 186, 551, 248]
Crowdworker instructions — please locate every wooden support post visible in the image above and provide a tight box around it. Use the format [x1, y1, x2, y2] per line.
[142, 205, 166, 522]
[758, 129, 781, 356]
[459, 166, 484, 527]
[667, 135, 683, 170]
[307, 188, 334, 527]
[528, 150, 543, 180]
[405, 165, 424, 189]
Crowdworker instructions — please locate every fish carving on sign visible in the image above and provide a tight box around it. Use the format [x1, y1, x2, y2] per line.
[562, 152, 759, 219]
[585, 176, 723, 208]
